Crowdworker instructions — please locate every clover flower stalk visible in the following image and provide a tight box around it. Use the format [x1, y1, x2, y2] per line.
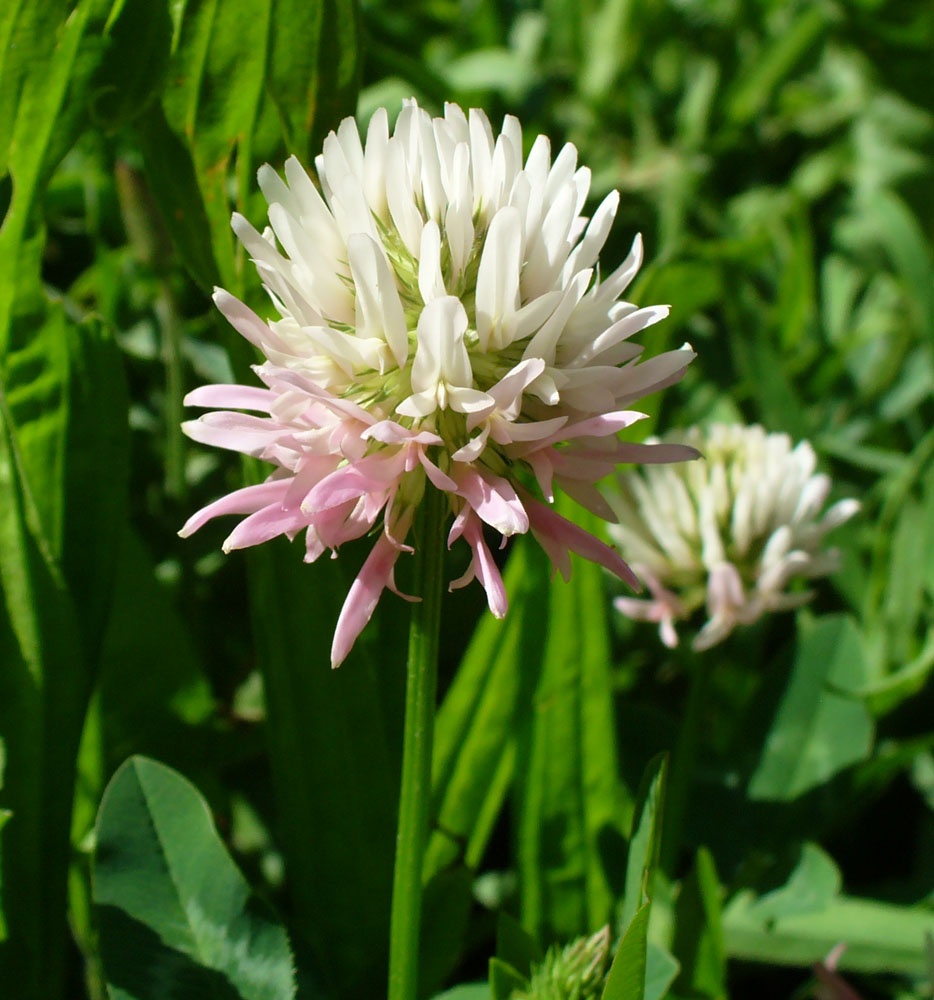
[608, 423, 859, 651]
[179, 99, 696, 1000]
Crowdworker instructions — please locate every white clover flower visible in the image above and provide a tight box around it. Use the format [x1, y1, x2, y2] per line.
[180, 99, 697, 666]
[608, 423, 859, 651]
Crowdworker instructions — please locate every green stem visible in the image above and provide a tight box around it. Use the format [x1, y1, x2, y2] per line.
[388, 485, 448, 1000]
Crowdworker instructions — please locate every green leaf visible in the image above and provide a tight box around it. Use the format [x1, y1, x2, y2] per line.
[433, 986, 491, 1000]
[427, 538, 549, 879]
[723, 892, 934, 977]
[671, 849, 726, 1000]
[489, 957, 530, 1000]
[601, 903, 650, 1000]
[620, 754, 667, 930]
[158, 0, 361, 291]
[746, 843, 841, 923]
[246, 537, 403, 998]
[495, 912, 542, 981]
[135, 102, 220, 289]
[644, 943, 679, 1000]
[96, 528, 214, 766]
[88, 0, 173, 129]
[748, 615, 874, 801]
[515, 502, 632, 943]
[93, 755, 297, 1000]
[0, 379, 86, 997]
[0, 0, 101, 352]
[266, 0, 361, 163]
[420, 866, 474, 999]
[0, 278, 127, 996]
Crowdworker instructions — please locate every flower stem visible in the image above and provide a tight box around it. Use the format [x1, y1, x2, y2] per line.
[388, 485, 447, 1000]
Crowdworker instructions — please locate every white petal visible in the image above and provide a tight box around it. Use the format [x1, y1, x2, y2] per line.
[475, 206, 522, 352]
[347, 233, 409, 368]
[418, 220, 446, 304]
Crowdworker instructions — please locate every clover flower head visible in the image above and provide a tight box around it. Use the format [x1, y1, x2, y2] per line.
[515, 926, 611, 1000]
[608, 423, 859, 651]
[180, 99, 697, 666]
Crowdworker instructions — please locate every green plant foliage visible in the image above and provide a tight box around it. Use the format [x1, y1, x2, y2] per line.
[749, 615, 874, 801]
[0, 264, 128, 999]
[671, 849, 727, 1000]
[427, 537, 550, 879]
[745, 843, 841, 923]
[601, 904, 650, 1000]
[620, 755, 667, 931]
[93, 755, 297, 1000]
[495, 913, 542, 983]
[489, 956, 530, 1000]
[515, 502, 633, 945]
[724, 892, 934, 978]
[246, 541, 403, 999]
[0, 737, 9, 942]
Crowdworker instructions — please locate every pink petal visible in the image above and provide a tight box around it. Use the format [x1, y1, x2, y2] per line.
[222, 502, 310, 552]
[419, 452, 458, 491]
[610, 442, 701, 465]
[363, 420, 443, 447]
[554, 477, 618, 522]
[184, 384, 278, 410]
[512, 410, 646, 456]
[179, 479, 291, 537]
[282, 454, 343, 509]
[331, 534, 404, 667]
[454, 466, 529, 537]
[462, 515, 508, 617]
[303, 452, 406, 512]
[182, 412, 288, 456]
[523, 493, 640, 588]
[214, 289, 292, 354]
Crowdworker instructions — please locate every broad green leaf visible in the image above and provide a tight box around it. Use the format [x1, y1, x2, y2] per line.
[0, 392, 85, 998]
[93, 756, 296, 1000]
[723, 892, 934, 977]
[489, 957, 529, 1000]
[620, 754, 667, 930]
[158, 0, 361, 291]
[0, 286, 127, 996]
[0, 0, 69, 173]
[266, 0, 361, 163]
[0, 0, 100, 352]
[748, 615, 874, 801]
[671, 849, 726, 1000]
[746, 843, 840, 923]
[427, 538, 549, 879]
[88, 0, 173, 129]
[601, 903, 650, 1000]
[247, 537, 403, 999]
[516, 503, 632, 943]
[135, 103, 220, 290]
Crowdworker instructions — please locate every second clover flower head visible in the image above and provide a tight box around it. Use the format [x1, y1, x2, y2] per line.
[607, 423, 860, 651]
[180, 99, 697, 666]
